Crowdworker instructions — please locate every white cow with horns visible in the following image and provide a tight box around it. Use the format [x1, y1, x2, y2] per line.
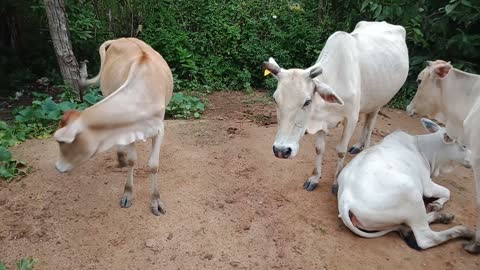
[406, 60, 480, 254]
[264, 21, 409, 192]
[337, 118, 473, 250]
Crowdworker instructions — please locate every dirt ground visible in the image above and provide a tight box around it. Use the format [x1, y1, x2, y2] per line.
[1, 91, 479, 270]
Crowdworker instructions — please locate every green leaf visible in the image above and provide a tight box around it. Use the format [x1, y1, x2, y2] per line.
[0, 146, 12, 162]
[17, 257, 37, 270]
[445, 2, 460, 14]
[0, 261, 6, 270]
[194, 112, 200, 118]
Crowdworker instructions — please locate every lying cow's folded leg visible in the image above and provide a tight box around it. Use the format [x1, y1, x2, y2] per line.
[427, 212, 454, 224]
[304, 131, 326, 191]
[149, 126, 166, 216]
[423, 181, 450, 212]
[120, 143, 137, 208]
[408, 217, 474, 250]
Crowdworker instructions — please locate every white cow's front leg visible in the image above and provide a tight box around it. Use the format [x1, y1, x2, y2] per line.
[332, 115, 358, 194]
[349, 110, 379, 154]
[464, 157, 480, 254]
[304, 130, 326, 191]
[423, 180, 450, 212]
[149, 124, 166, 216]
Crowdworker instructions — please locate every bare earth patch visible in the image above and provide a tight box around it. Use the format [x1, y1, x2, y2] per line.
[1, 91, 479, 269]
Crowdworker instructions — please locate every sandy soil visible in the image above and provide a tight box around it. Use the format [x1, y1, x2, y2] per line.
[1, 91, 479, 269]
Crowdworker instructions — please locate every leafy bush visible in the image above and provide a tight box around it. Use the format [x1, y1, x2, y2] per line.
[166, 92, 205, 119]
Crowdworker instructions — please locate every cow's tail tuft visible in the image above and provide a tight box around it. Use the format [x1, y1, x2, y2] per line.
[80, 40, 115, 89]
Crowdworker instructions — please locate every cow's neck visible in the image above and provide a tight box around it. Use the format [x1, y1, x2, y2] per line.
[416, 135, 442, 177]
[440, 69, 480, 134]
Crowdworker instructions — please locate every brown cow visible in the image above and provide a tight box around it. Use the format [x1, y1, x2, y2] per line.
[54, 38, 173, 216]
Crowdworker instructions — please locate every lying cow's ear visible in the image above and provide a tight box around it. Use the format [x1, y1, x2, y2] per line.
[313, 81, 344, 105]
[263, 57, 281, 77]
[432, 63, 452, 79]
[54, 121, 82, 143]
[443, 132, 455, 144]
[420, 118, 440, 133]
[425, 60, 433, 67]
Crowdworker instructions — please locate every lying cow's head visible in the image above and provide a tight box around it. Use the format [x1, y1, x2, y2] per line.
[264, 58, 344, 159]
[406, 60, 452, 121]
[54, 110, 97, 172]
[420, 118, 471, 171]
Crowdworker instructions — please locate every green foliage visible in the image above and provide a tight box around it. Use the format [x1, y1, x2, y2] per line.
[0, 88, 103, 181]
[17, 258, 37, 270]
[0, 86, 205, 180]
[0, 257, 37, 270]
[166, 92, 206, 119]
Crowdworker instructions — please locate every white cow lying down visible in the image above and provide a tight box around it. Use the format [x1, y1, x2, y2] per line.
[337, 118, 473, 250]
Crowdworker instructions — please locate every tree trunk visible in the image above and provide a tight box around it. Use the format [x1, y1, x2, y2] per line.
[43, 0, 82, 99]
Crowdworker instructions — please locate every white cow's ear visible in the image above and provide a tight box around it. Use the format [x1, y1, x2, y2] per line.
[443, 132, 455, 144]
[54, 122, 82, 143]
[313, 81, 344, 105]
[432, 62, 452, 79]
[420, 118, 440, 133]
[307, 65, 323, 78]
[263, 57, 281, 77]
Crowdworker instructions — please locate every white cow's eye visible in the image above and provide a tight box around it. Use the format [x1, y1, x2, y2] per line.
[303, 100, 312, 107]
[416, 79, 422, 85]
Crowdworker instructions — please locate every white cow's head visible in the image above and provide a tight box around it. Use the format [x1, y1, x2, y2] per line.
[264, 58, 344, 159]
[420, 118, 471, 171]
[406, 60, 452, 121]
[54, 110, 98, 172]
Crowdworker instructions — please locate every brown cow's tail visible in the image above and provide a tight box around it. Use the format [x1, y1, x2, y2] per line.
[80, 40, 115, 89]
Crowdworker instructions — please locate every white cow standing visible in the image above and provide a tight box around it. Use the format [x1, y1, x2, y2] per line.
[338, 118, 473, 250]
[407, 60, 480, 253]
[264, 21, 409, 192]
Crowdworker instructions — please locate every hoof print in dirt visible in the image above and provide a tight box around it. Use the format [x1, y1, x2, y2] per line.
[303, 180, 318, 191]
[464, 241, 480, 254]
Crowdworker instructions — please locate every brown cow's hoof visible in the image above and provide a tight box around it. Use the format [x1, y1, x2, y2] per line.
[303, 180, 318, 191]
[151, 199, 166, 216]
[464, 241, 480, 254]
[120, 195, 133, 208]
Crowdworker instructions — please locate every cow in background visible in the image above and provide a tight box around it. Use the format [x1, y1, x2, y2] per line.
[407, 60, 480, 253]
[54, 38, 173, 216]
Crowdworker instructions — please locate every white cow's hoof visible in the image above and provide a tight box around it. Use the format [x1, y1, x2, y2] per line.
[151, 198, 166, 216]
[436, 213, 454, 224]
[331, 184, 338, 195]
[303, 180, 318, 191]
[426, 202, 442, 212]
[464, 241, 480, 254]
